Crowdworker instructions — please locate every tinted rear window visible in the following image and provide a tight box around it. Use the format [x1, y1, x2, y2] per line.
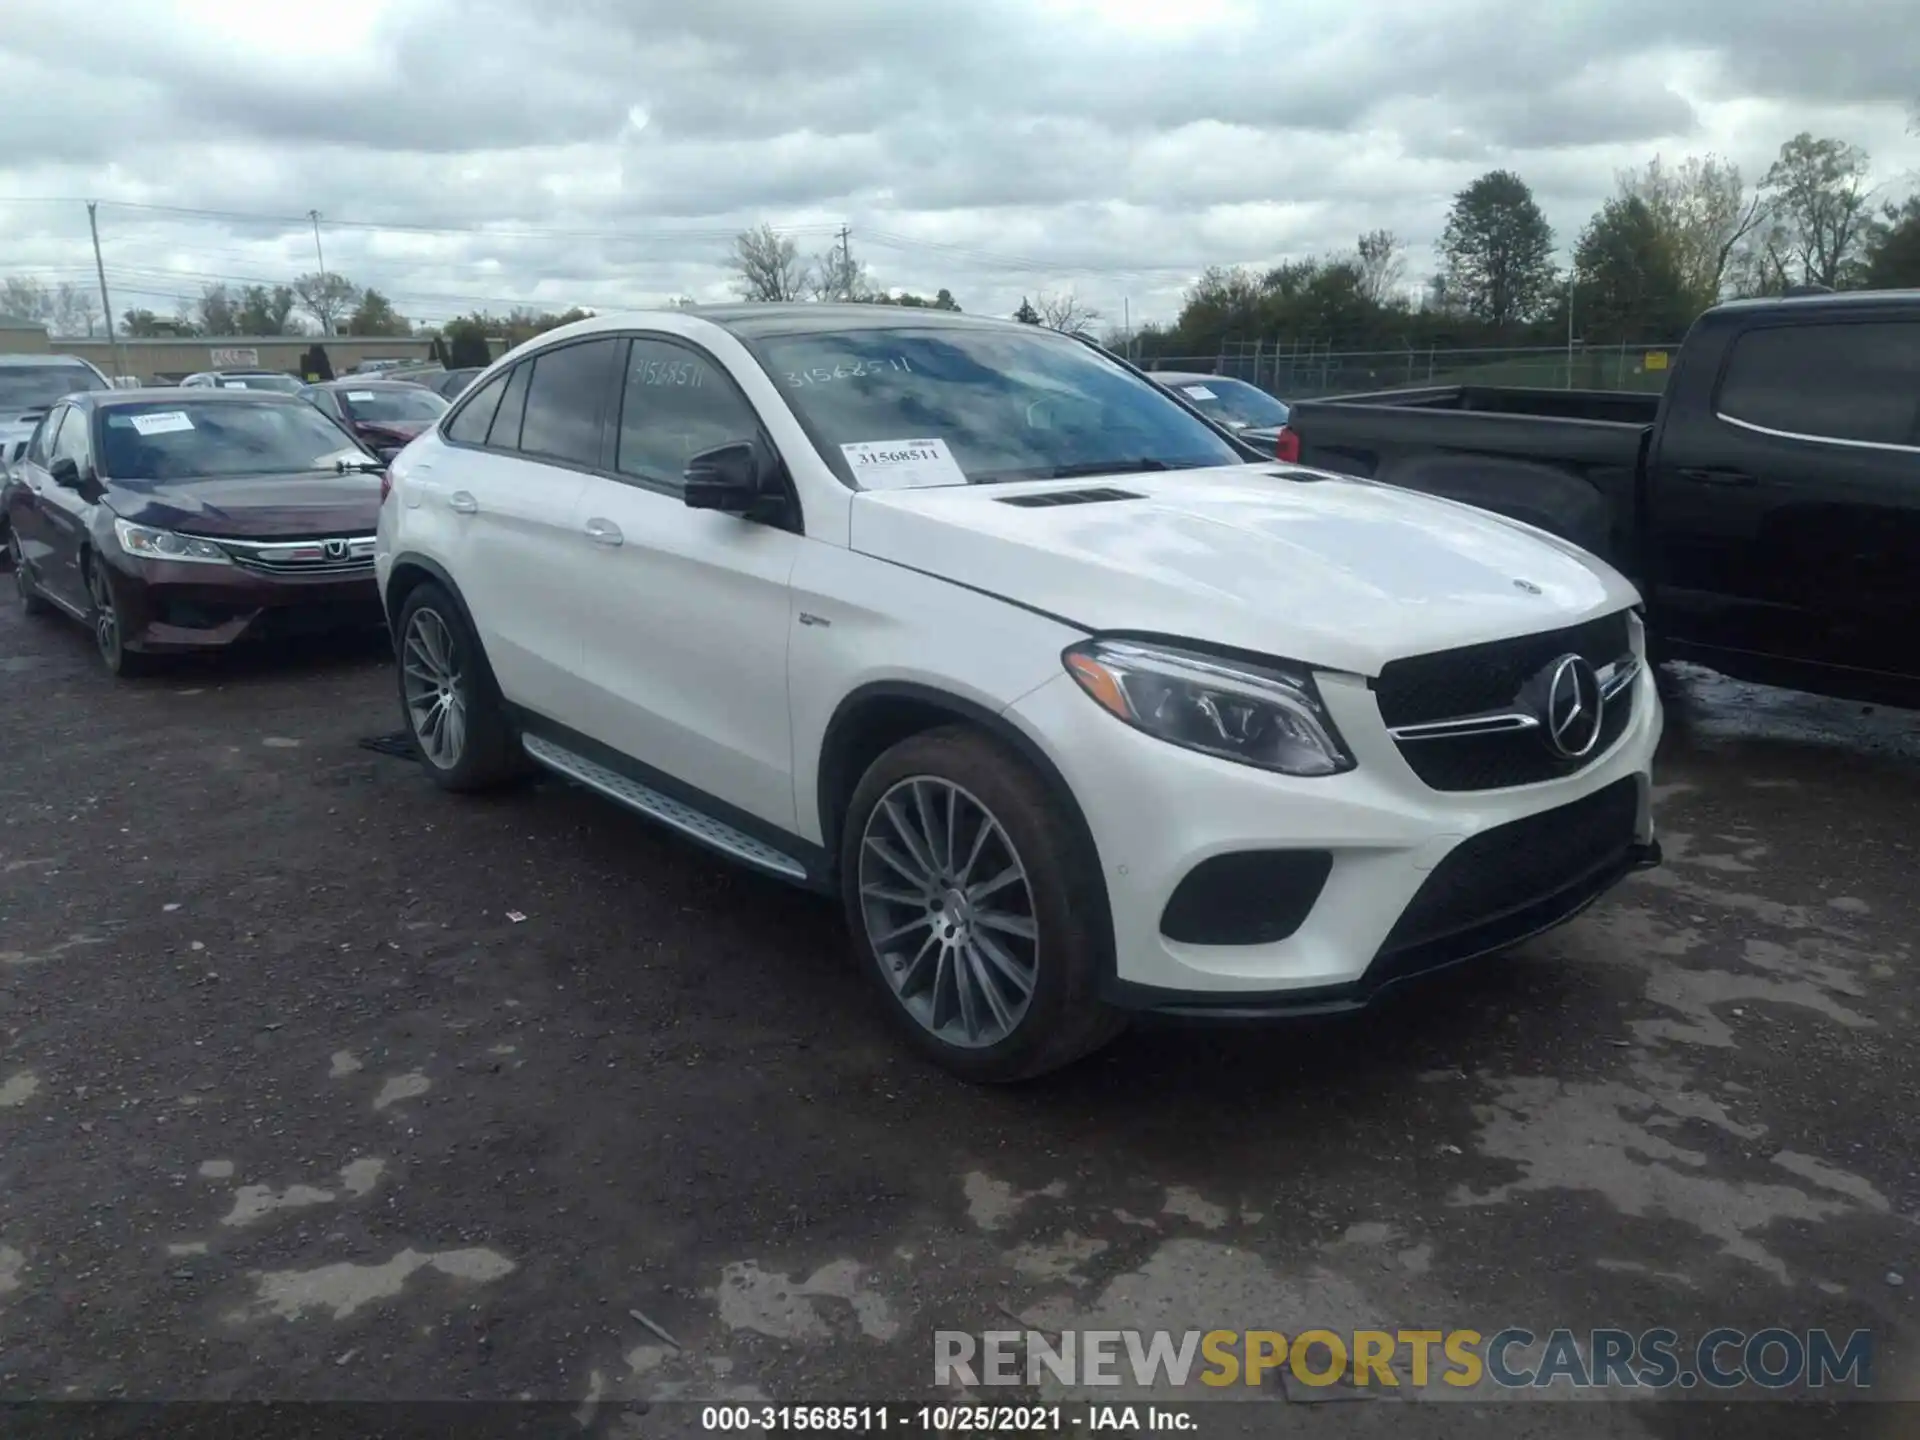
[1717, 321, 1920, 447]
[519, 339, 619, 466]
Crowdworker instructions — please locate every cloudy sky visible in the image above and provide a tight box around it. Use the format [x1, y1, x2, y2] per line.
[1, 0, 1915, 333]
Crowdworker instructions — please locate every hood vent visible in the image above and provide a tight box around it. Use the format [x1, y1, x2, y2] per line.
[996, 487, 1144, 509]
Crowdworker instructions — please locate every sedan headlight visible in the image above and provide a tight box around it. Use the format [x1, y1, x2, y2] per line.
[1063, 638, 1354, 777]
[112, 517, 231, 565]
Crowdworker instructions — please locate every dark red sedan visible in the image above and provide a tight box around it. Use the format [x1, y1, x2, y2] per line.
[3, 389, 386, 676]
[299, 378, 449, 463]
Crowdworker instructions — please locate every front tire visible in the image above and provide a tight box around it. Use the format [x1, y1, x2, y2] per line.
[86, 558, 156, 677]
[394, 581, 526, 792]
[10, 531, 50, 617]
[839, 725, 1125, 1083]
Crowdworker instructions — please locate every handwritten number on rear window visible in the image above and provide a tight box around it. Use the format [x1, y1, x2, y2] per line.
[637, 359, 702, 388]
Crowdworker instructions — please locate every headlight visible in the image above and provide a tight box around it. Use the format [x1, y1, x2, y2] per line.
[112, 517, 231, 565]
[1062, 638, 1354, 777]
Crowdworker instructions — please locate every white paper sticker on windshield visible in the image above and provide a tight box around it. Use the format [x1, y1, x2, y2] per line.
[840, 438, 968, 491]
[1181, 384, 1218, 400]
[129, 411, 194, 436]
[222, 381, 248, 389]
[346, 390, 376, 401]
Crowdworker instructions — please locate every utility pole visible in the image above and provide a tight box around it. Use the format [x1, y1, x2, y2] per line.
[1123, 297, 1132, 361]
[87, 202, 123, 379]
[308, 209, 331, 335]
[1564, 270, 1575, 389]
[836, 224, 852, 301]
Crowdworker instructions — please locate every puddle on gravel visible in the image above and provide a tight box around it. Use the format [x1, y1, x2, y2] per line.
[0, 1072, 40, 1109]
[250, 1247, 515, 1321]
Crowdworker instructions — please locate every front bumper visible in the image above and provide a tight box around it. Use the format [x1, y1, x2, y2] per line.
[107, 554, 385, 653]
[1004, 657, 1663, 1012]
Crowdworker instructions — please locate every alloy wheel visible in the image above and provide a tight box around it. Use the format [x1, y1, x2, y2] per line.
[402, 607, 467, 768]
[857, 777, 1040, 1049]
[9, 534, 27, 598]
[88, 564, 119, 663]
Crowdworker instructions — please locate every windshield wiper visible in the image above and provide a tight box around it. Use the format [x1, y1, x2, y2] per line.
[335, 456, 385, 473]
[1040, 458, 1206, 479]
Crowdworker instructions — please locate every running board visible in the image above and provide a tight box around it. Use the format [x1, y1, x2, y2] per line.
[520, 734, 809, 882]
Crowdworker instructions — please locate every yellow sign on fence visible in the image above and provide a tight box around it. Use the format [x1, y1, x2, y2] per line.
[1644, 351, 1669, 371]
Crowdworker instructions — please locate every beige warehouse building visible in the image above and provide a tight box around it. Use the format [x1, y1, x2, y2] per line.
[0, 325, 503, 380]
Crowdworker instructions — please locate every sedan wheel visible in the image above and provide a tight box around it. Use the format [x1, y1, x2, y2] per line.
[401, 606, 468, 770]
[857, 776, 1041, 1050]
[11, 532, 49, 616]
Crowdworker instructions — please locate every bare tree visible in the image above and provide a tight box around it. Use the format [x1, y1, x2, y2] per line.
[1755, 133, 1877, 289]
[1354, 229, 1408, 306]
[728, 224, 808, 302]
[52, 282, 100, 336]
[292, 271, 363, 335]
[196, 283, 240, 336]
[1033, 289, 1102, 334]
[1617, 155, 1764, 309]
[808, 238, 874, 302]
[0, 277, 52, 327]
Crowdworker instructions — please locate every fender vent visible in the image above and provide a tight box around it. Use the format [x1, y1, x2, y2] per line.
[996, 487, 1144, 508]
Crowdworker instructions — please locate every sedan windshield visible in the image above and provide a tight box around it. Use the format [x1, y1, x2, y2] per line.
[338, 386, 448, 424]
[98, 401, 372, 480]
[752, 326, 1243, 488]
[1164, 376, 1290, 430]
[0, 366, 109, 412]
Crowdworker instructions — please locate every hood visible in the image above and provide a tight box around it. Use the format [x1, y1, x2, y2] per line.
[848, 464, 1639, 677]
[105, 470, 383, 540]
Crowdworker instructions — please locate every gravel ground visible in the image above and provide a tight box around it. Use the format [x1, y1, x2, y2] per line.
[0, 591, 1915, 1439]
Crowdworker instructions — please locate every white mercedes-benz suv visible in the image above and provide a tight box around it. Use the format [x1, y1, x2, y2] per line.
[375, 305, 1662, 1082]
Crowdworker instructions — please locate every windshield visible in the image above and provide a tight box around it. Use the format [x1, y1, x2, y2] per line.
[1164, 376, 1289, 430]
[98, 400, 372, 480]
[338, 386, 448, 424]
[0, 366, 108, 413]
[752, 325, 1243, 487]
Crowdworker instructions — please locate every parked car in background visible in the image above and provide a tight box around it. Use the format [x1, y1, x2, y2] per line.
[377, 304, 1661, 1081]
[428, 367, 484, 399]
[350, 359, 410, 375]
[1, 354, 112, 466]
[180, 369, 307, 394]
[300, 379, 449, 462]
[1151, 370, 1291, 449]
[5, 389, 386, 676]
[1282, 290, 1920, 709]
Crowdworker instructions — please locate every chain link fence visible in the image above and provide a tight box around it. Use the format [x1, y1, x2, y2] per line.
[1136, 340, 1687, 399]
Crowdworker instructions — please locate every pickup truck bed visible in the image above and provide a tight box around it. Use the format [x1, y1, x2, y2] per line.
[1280, 293, 1920, 709]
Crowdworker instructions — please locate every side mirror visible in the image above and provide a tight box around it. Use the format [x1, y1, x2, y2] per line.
[49, 458, 81, 489]
[684, 441, 772, 515]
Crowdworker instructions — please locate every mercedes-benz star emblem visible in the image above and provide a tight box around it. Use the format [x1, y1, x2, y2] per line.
[1541, 653, 1605, 759]
[323, 539, 347, 560]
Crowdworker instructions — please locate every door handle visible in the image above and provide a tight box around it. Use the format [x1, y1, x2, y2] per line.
[447, 490, 478, 514]
[1678, 468, 1755, 488]
[583, 517, 623, 547]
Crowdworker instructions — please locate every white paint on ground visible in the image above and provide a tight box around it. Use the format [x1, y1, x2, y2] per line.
[198, 1160, 235, 1180]
[488, 1044, 517, 1056]
[1828, 897, 1871, 916]
[0, 1072, 40, 1109]
[1455, 1073, 1854, 1281]
[223, 1183, 335, 1227]
[373, 1072, 430, 1111]
[573, 1368, 607, 1430]
[0, 934, 104, 968]
[262, 736, 302, 748]
[1771, 1151, 1891, 1212]
[0, 1246, 22, 1294]
[712, 1259, 900, 1342]
[1160, 1186, 1230, 1230]
[166, 1242, 209, 1257]
[329, 1051, 364, 1078]
[1007, 1232, 1108, 1285]
[252, 1247, 515, 1320]
[961, 1172, 1066, 1231]
[339, 1158, 386, 1197]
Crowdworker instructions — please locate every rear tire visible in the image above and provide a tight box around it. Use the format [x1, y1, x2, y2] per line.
[10, 531, 50, 618]
[394, 581, 528, 792]
[839, 724, 1126, 1083]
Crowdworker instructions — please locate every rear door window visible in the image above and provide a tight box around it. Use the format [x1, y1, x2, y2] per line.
[519, 339, 620, 468]
[1717, 322, 1920, 448]
[487, 364, 532, 450]
[444, 369, 508, 445]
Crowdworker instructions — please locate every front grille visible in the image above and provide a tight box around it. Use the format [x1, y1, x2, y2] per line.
[1378, 776, 1639, 963]
[1399, 674, 1636, 791]
[214, 534, 376, 577]
[1374, 612, 1631, 728]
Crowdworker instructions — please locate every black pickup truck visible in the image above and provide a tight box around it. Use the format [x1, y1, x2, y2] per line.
[1280, 290, 1920, 708]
